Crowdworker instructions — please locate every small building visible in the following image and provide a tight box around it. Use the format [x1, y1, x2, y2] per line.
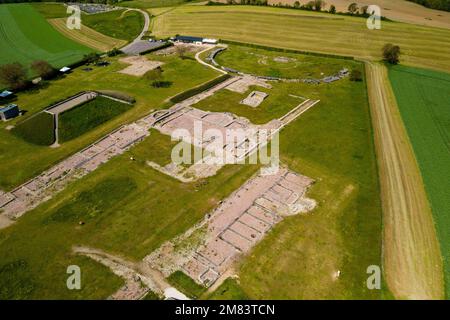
[59, 66, 71, 73]
[0, 104, 20, 121]
[0, 90, 13, 100]
[174, 35, 204, 44]
[203, 38, 218, 45]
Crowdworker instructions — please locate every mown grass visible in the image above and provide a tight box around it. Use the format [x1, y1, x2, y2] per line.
[151, 4, 450, 73]
[205, 278, 249, 300]
[32, 2, 68, 19]
[82, 9, 144, 42]
[388, 65, 450, 298]
[0, 127, 259, 298]
[59, 96, 133, 142]
[12, 112, 55, 146]
[215, 44, 345, 79]
[0, 52, 218, 191]
[167, 270, 207, 299]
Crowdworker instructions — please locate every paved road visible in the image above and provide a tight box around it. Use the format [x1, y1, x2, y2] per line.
[366, 62, 444, 299]
[120, 8, 151, 52]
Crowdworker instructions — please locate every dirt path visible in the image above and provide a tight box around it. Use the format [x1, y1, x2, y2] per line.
[365, 62, 444, 299]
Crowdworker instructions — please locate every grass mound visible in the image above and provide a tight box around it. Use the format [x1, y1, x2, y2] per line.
[58, 96, 133, 142]
[12, 112, 55, 146]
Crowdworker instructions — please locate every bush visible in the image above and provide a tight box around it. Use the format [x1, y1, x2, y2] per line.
[96, 90, 136, 104]
[106, 48, 123, 57]
[12, 112, 55, 146]
[151, 80, 173, 88]
[350, 69, 363, 81]
[170, 74, 231, 103]
[0, 62, 29, 90]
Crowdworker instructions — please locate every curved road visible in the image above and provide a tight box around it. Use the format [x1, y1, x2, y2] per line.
[120, 8, 151, 53]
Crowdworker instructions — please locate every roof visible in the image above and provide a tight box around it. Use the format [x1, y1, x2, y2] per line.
[0, 104, 18, 113]
[175, 35, 203, 42]
[0, 90, 13, 98]
[60, 67, 71, 72]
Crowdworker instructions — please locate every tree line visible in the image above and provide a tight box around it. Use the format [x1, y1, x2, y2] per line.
[407, 0, 450, 12]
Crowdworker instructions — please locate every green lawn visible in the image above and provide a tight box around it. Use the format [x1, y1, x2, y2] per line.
[388, 65, 450, 298]
[0, 52, 218, 191]
[32, 2, 68, 19]
[167, 270, 207, 299]
[0, 4, 92, 69]
[0, 129, 258, 298]
[82, 9, 144, 42]
[59, 96, 133, 142]
[12, 112, 55, 146]
[205, 278, 249, 300]
[215, 44, 347, 79]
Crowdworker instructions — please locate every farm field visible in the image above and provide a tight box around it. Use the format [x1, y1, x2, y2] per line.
[388, 65, 450, 297]
[221, 0, 450, 29]
[58, 96, 133, 143]
[48, 18, 127, 52]
[81, 9, 145, 42]
[12, 112, 55, 146]
[151, 5, 450, 73]
[0, 3, 92, 69]
[0, 52, 218, 191]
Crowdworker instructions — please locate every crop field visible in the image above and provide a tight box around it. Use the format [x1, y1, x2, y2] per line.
[12, 112, 55, 146]
[151, 5, 450, 73]
[0, 52, 218, 191]
[59, 96, 133, 142]
[225, 0, 450, 29]
[0, 4, 92, 69]
[389, 65, 450, 297]
[82, 9, 144, 42]
[48, 18, 127, 52]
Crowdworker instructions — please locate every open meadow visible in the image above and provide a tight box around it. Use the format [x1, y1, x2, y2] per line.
[389, 65, 450, 297]
[0, 3, 92, 69]
[151, 5, 450, 73]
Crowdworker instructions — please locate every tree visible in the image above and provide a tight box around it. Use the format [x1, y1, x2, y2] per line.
[83, 52, 100, 64]
[175, 45, 188, 59]
[349, 69, 363, 81]
[31, 60, 55, 80]
[293, 1, 301, 8]
[348, 2, 359, 14]
[304, 1, 315, 10]
[329, 4, 336, 13]
[360, 5, 369, 15]
[144, 68, 163, 82]
[382, 44, 401, 64]
[0, 62, 28, 90]
[313, 0, 325, 11]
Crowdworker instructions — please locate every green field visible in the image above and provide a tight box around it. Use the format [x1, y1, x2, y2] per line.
[152, 5, 450, 73]
[0, 4, 92, 70]
[12, 112, 55, 146]
[215, 44, 346, 79]
[82, 9, 144, 42]
[0, 129, 258, 298]
[206, 278, 249, 300]
[167, 271, 207, 299]
[0, 52, 218, 191]
[389, 65, 450, 297]
[59, 96, 133, 142]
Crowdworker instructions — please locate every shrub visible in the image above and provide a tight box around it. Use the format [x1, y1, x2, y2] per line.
[151, 80, 173, 88]
[350, 69, 363, 81]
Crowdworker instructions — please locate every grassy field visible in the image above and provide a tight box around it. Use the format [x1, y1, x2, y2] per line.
[0, 52, 218, 191]
[388, 65, 450, 298]
[223, 0, 450, 29]
[205, 278, 249, 300]
[215, 44, 347, 79]
[167, 271, 207, 299]
[82, 9, 144, 42]
[12, 112, 55, 146]
[0, 4, 92, 69]
[48, 18, 127, 52]
[151, 5, 450, 73]
[0, 130, 258, 298]
[59, 96, 133, 143]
